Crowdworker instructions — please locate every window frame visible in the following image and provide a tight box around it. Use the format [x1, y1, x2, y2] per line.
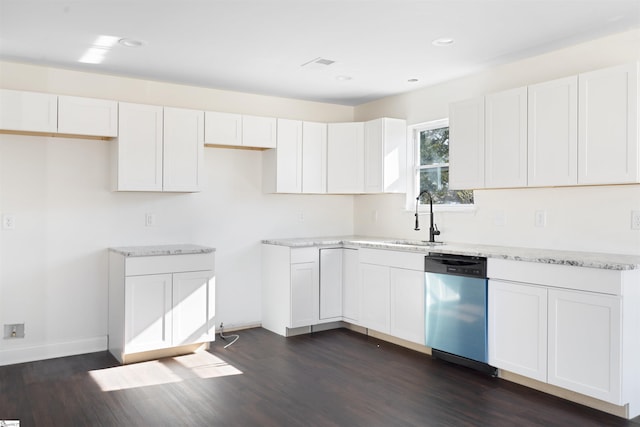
[406, 119, 475, 212]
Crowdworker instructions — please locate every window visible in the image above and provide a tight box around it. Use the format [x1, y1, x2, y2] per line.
[412, 119, 473, 207]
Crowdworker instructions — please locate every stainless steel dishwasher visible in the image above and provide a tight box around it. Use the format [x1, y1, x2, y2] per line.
[424, 252, 496, 375]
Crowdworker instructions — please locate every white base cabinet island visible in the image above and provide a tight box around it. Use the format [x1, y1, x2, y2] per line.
[108, 245, 216, 364]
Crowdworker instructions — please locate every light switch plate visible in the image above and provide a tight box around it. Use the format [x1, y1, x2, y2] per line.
[632, 210, 640, 230]
[2, 214, 16, 230]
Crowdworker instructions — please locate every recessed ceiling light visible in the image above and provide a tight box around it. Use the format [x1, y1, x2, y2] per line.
[336, 75, 352, 81]
[118, 38, 146, 48]
[407, 78, 419, 83]
[432, 38, 455, 47]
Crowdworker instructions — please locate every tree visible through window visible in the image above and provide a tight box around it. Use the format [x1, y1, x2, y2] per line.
[417, 122, 473, 205]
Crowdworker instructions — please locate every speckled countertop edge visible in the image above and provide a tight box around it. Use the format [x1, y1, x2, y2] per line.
[262, 236, 640, 271]
[109, 244, 216, 257]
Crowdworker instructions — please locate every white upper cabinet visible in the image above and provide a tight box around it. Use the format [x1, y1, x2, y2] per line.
[327, 122, 365, 193]
[449, 96, 485, 189]
[485, 86, 528, 188]
[204, 111, 242, 146]
[114, 102, 164, 191]
[263, 118, 303, 193]
[243, 115, 277, 148]
[363, 117, 407, 194]
[57, 95, 118, 137]
[163, 107, 204, 192]
[527, 76, 578, 187]
[301, 121, 327, 194]
[0, 89, 57, 133]
[578, 62, 639, 185]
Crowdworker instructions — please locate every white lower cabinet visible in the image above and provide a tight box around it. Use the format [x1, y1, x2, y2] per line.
[489, 280, 547, 382]
[319, 248, 344, 321]
[124, 273, 173, 354]
[548, 289, 622, 403]
[360, 263, 390, 333]
[109, 249, 216, 364]
[488, 259, 639, 413]
[390, 267, 425, 345]
[342, 249, 360, 323]
[359, 249, 424, 341]
[290, 259, 319, 328]
[262, 245, 319, 336]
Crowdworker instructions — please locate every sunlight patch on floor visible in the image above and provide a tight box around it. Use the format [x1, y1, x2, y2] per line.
[89, 351, 243, 392]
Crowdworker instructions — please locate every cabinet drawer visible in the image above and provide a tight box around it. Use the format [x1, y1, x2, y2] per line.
[125, 252, 215, 276]
[359, 249, 424, 270]
[290, 247, 318, 264]
[488, 258, 621, 295]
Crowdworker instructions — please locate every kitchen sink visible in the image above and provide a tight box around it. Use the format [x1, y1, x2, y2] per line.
[384, 239, 445, 247]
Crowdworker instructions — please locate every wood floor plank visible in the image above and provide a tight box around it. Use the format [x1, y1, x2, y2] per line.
[1, 327, 639, 426]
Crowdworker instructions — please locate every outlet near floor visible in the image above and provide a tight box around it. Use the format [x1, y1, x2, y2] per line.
[4, 323, 25, 339]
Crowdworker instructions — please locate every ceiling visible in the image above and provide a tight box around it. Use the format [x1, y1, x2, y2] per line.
[1, 1, 639, 106]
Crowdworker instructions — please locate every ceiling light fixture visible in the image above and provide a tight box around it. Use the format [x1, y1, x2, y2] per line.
[118, 38, 146, 48]
[407, 78, 419, 83]
[432, 37, 455, 47]
[336, 75, 352, 81]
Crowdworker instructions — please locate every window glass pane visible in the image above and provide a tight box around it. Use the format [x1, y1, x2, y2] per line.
[420, 127, 449, 166]
[417, 121, 474, 205]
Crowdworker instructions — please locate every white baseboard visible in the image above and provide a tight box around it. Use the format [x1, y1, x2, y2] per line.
[0, 336, 108, 366]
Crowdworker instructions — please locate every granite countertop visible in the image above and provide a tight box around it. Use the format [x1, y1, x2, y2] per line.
[109, 244, 216, 257]
[262, 236, 640, 271]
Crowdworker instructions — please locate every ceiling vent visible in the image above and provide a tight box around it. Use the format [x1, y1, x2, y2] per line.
[300, 57, 336, 69]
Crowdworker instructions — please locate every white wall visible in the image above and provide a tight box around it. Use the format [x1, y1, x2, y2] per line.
[353, 29, 640, 255]
[0, 62, 354, 365]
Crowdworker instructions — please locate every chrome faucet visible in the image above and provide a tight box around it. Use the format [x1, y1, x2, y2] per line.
[415, 190, 440, 243]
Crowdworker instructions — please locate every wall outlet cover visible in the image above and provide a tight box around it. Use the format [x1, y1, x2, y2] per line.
[632, 210, 640, 230]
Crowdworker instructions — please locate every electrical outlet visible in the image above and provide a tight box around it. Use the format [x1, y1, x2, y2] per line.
[372, 210, 378, 223]
[297, 212, 304, 222]
[145, 213, 156, 227]
[2, 214, 16, 230]
[4, 323, 25, 339]
[632, 210, 640, 230]
[493, 211, 506, 227]
[534, 210, 547, 228]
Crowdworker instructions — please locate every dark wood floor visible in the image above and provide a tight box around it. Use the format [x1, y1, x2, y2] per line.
[1, 327, 639, 426]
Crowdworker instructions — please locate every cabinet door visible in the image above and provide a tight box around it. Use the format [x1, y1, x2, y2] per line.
[275, 118, 303, 193]
[319, 248, 343, 321]
[327, 122, 365, 193]
[173, 270, 215, 345]
[290, 261, 319, 328]
[115, 102, 164, 191]
[528, 76, 578, 187]
[548, 289, 622, 404]
[485, 87, 528, 188]
[57, 95, 118, 137]
[342, 248, 360, 323]
[578, 62, 639, 184]
[488, 280, 547, 382]
[124, 274, 173, 353]
[302, 121, 327, 193]
[204, 111, 242, 146]
[0, 89, 57, 133]
[364, 118, 407, 193]
[390, 267, 424, 345]
[243, 115, 277, 148]
[360, 263, 390, 333]
[449, 97, 485, 189]
[163, 107, 204, 192]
